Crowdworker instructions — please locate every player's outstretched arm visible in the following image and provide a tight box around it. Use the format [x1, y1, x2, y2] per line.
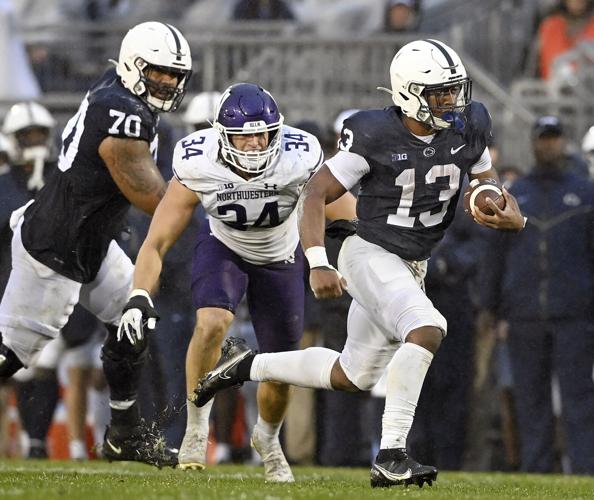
[133, 178, 200, 295]
[117, 179, 199, 344]
[299, 165, 349, 299]
[100, 136, 167, 215]
[470, 168, 525, 232]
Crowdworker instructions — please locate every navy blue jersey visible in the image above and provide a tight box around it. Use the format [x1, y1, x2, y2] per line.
[21, 68, 159, 283]
[339, 103, 491, 261]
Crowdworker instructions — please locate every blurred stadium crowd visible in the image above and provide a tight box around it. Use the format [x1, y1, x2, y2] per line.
[0, 0, 593, 475]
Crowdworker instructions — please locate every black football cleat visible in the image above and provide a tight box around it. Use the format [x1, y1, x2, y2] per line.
[370, 448, 438, 488]
[192, 337, 254, 407]
[102, 421, 178, 468]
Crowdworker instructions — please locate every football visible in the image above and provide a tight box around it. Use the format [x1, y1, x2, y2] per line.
[463, 178, 506, 217]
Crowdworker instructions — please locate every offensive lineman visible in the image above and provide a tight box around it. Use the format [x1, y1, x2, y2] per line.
[117, 82, 356, 480]
[194, 39, 526, 487]
[0, 21, 192, 466]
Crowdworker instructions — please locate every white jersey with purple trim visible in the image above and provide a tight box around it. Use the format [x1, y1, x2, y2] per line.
[172, 125, 323, 265]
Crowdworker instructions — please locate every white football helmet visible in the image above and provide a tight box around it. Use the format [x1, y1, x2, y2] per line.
[183, 91, 222, 130]
[2, 101, 56, 135]
[381, 39, 472, 130]
[2, 101, 56, 190]
[116, 22, 192, 113]
[0, 132, 11, 169]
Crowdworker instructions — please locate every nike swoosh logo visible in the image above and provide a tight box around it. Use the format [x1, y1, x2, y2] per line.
[450, 144, 466, 154]
[106, 439, 122, 455]
[374, 464, 412, 481]
[218, 365, 235, 380]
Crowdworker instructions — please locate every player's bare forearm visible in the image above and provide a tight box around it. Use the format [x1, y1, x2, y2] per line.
[133, 244, 164, 296]
[299, 166, 347, 249]
[133, 179, 200, 295]
[100, 136, 167, 215]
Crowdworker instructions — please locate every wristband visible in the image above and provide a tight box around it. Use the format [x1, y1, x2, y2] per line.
[304, 246, 330, 269]
[522, 216, 528, 228]
[129, 288, 154, 306]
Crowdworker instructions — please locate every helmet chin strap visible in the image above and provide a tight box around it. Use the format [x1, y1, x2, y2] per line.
[22, 146, 48, 191]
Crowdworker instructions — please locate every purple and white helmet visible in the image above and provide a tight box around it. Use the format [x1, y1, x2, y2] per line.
[214, 83, 284, 174]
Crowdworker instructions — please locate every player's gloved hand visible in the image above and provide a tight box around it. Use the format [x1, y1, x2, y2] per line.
[325, 218, 358, 242]
[117, 289, 159, 345]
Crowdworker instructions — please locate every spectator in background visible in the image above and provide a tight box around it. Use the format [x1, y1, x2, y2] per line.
[531, 116, 589, 177]
[537, 0, 594, 79]
[480, 116, 594, 474]
[232, 0, 295, 21]
[383, 0, 420, 33]
[581, 125, 594, 177]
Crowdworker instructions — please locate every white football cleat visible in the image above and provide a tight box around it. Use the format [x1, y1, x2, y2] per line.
[251, 425, 294, 483]
[177, 425, 208, 471]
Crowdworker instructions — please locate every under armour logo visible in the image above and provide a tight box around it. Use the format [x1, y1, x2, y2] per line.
[264, 183, 277, 190]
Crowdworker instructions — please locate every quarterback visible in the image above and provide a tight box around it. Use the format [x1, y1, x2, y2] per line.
[195, 39, 526, 487]
[118, 82, 356, 480]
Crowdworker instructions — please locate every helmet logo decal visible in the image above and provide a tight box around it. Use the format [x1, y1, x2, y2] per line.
[164, 23, 183, 62]
[425, 39, 457, 75]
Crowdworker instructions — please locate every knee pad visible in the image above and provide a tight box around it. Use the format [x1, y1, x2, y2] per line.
[0, 334, 25, 378]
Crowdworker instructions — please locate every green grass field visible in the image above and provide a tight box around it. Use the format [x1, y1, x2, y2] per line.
[1, 460, 593, 500]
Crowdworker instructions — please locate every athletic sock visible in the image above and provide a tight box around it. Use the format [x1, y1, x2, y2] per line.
[249, 347, 339, 390]
[254, 414, 281, 439]
[186, 398, 213, 430]
[380, 343, 433, 449]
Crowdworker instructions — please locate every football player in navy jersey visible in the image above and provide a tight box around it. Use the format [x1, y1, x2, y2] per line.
[194, 39, 526, 487]
[0, 21, 192, 467]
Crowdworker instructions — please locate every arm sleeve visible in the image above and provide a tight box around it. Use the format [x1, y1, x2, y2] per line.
[325, 151, 370, 191]
[469, 147, 492, 175]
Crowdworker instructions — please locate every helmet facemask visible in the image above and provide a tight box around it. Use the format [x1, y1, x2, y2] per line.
[217, 120, 283, 174]
[413, 78, 472, 130]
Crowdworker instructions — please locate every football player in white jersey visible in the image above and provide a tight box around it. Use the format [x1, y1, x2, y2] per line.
[118, 83, 356, 480]
[194, 40, 527, 488]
